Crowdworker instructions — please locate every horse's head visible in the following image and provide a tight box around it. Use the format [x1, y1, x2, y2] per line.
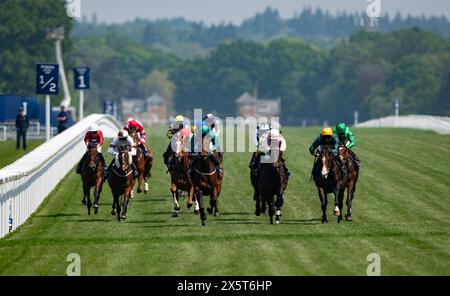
[87, 142, 98, 168]
[338, 145, 348, 162]
[118, 150, 131, 172]
[320, 146, 334, 179]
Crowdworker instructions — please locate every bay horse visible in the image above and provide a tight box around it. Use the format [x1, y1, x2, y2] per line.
[338, 145, 359, 221]
[169, 134, 195, 218]
[257, 146, 288, 224]
[108, 149, 135, 221]
[313, 145, 348, 223]
[190, 150, 224, 226]
[81, 142, 104, 215]
[128, 130, 153, 195]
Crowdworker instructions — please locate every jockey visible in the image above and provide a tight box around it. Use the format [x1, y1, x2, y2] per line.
[76, 124, 106, 174]
[262, 128, 291, 179]
[163, 115, 187, 170]
[190, 122, 223, 176]
[249, 122, 271, 170]
[124, 118, 150, 159]
[335, 122, 360, 167]
[105, 130, 139, 178]
[309, 127, 346, 177]
[203, 113, 223, 161]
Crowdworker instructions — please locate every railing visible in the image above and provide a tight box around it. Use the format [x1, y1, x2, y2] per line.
[0, 121, 44, 141]
[0, 114, 122, 238]
[355, 115, 450, 135]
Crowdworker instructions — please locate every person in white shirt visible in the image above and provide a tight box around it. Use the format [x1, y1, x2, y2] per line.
[105, 130, 139, 178]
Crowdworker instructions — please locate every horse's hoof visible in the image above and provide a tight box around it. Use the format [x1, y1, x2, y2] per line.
[194, 210, 199, 215]
[261, 207, 267, 214]
[137, 189, 142, 194]
[276, 220, 280, 224]
[121, 215, 127, 220]
[207, 208, 213, 214]
[346, 215, 353, 221]
[338, 217, 342, 223]
[93, 204, 99, 208]
[202, 222, 206, 226]
[174, 206, 181, 212]
[255, 208, 261, 216]
[187, 203, 193, 209]
[275, 210, 282, 217]
[144, 183, 149, 194]
[322, 219, 328, 224]
[82, 199, 86, 205]
[214, 211, 219, 217]
[111, 209, 116, 216]
[172, 212, 179, 218]
[94, 208, 98, 214]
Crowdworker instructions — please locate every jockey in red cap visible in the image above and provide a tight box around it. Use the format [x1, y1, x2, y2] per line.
[124, 118, 150, 159]
[76, 123, 107, 175]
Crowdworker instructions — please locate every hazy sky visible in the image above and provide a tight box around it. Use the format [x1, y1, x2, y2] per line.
[81, 0, 450, 24]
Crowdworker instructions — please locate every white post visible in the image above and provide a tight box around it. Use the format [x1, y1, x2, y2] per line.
[46, 95, 51, 141]
[79, 90, 84, 121]
[354, 110, 359, 125]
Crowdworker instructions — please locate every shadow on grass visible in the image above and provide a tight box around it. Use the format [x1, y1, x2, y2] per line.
[36, 213, 81, 218]
[282, 218, 322, 225]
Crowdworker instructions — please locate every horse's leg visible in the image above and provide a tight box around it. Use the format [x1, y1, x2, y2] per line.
[111, 190, 117, 216]
[346, 181, 356, 221]
[137, 164, 143, 193]
[82, 181, 87, 205]
[93, 178, 102, 214]
[197, 190, 207, 226]
[144, 160, 150, 194]
[333, 186, 340, 216]
[116, 194, 122, 222]
[171, 184, 180, 218]
[337, 188, 344, 223]
[187, 186, 194, 209]
[267, 195, 275, 225]
[318, 188, 328, 224]
[194, 195, 200, 215]
[122, 188, 130, 220]
[85, 186, 92, 215]
[213, 187, 219, 216]
[254, 188, 262, 216]
[275, 192, 284, 224]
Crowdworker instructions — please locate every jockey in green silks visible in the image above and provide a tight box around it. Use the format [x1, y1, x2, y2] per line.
[334, 123, 360, 167]
[190, 122, 223, 176]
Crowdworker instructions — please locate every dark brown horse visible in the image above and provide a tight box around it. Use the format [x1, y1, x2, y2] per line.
[190, 150, 224, 226]
[257, 147, 288, 224]
[129, 130, 153, 195]
[338, 145, 359, 221]
[81, 143, 104, 215]
[313, 145, 348, 223]
[108, 150, 135, 221]
[250, 152, 269, 215]
[169, 135, 195, 217]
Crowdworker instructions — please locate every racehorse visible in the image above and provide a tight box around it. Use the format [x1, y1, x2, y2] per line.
[190, 148, 224, 226]
[81, 142, 104, 215]
[128, 130, 153, 195]
[169, 134, 195, 217]
[338, 145, 359, 221]
[257, 145, 288, 224]
[108, 149, 135, 221]
[250, 152, 268, 215]
[313, 145, 348, 223]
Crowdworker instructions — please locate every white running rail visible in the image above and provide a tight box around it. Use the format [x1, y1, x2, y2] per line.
[0, 114, 122, 238]
[355, 115, 450, 135]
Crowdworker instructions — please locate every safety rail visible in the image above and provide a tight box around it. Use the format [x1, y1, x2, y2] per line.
[355, 115, 450, 135]
[0, 114, 122, 238]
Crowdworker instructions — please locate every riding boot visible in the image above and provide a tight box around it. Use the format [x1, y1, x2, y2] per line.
[163, 143, 172, 168]
[352, 151, 361, 167]
[76, 152, 88, 174]
[140, 144, 150, 159]
[131, 163, 140, 177]
[281, 158, 291, 179]
[98, 153, 107, 177]
[249, 152, 257, 169]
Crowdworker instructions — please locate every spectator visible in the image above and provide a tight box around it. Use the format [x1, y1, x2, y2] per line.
[15, 107, 29, 150]
[57, 105, 70, 134]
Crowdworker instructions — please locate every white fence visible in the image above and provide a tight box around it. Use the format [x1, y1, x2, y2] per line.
[355, 115, 450, 135]
[0, 114, 122, 238]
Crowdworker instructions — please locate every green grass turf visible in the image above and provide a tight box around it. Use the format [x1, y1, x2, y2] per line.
[0, 140, 44, 169]
[0, 127, 449, 275]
